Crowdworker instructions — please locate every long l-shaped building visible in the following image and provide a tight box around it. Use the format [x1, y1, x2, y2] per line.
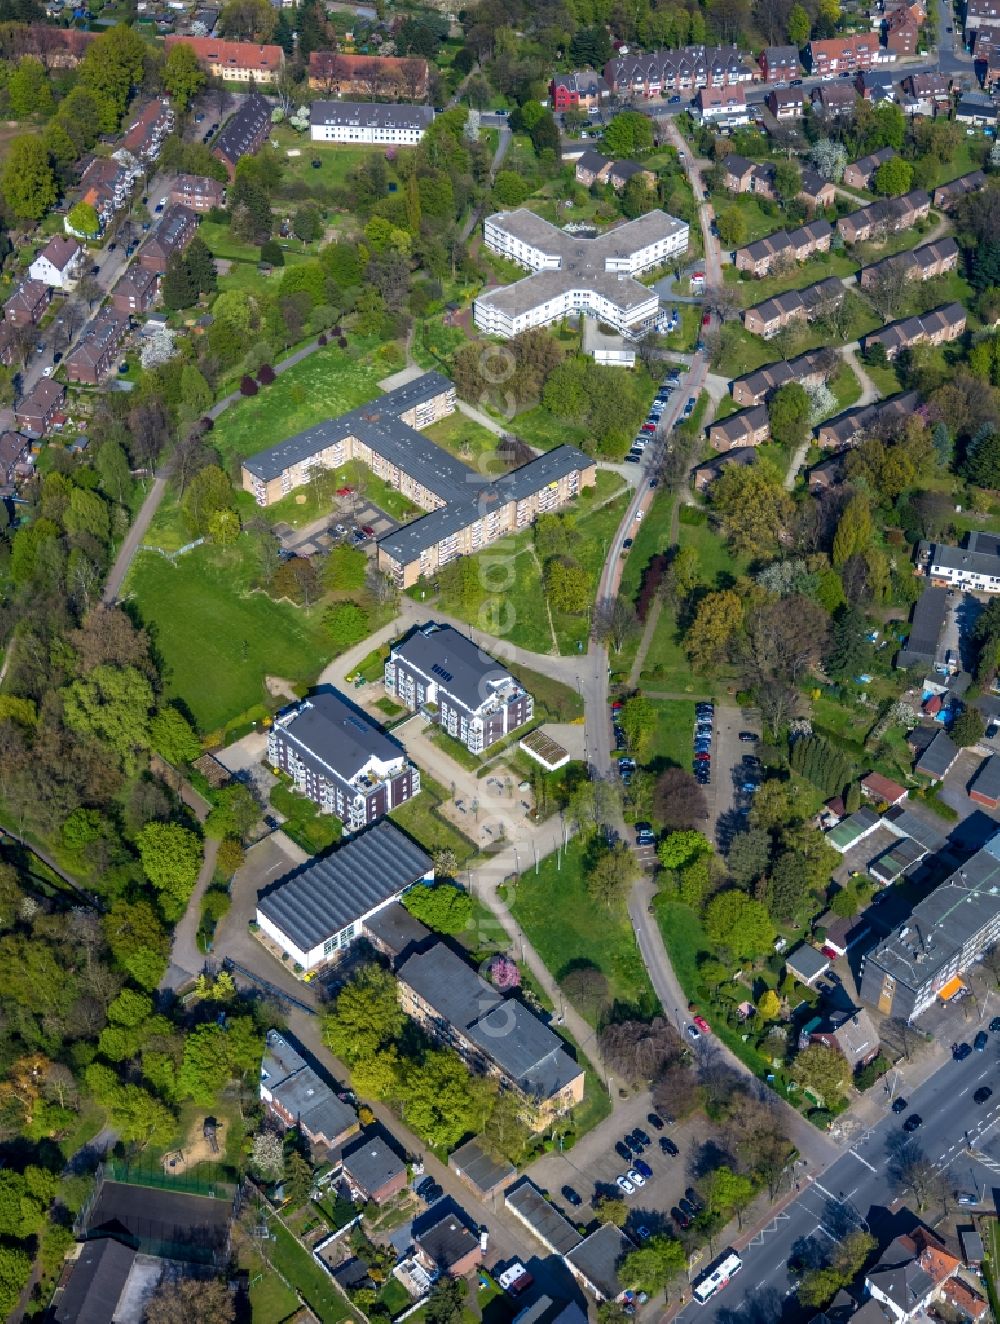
[240, 371, 597, 588]
[473, 208, 689, 339]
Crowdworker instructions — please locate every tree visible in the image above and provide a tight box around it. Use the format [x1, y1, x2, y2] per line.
[727, 828, 771, 887]
[810, 139, 847, 182]
[324, 600, 370, 648]
[769, 383, 811, 447]
[712, 462, 793, 557]
[966, 425, 1000, 490]
[704, 891, 775, 959]
[824, 605, 869, 681]
[657, 830, 711, 870]
[792, 1042, 852, 1106]
[62, 664, 154, 771]
[8, 57, 52, 119]
[545, 559, 591, 614]
[787, 1, 811, 42]
[769, 850, 813, 922]
[758, 989, 781, 1020]
[799, 1230, 875, 1309]
[183, 464, 233, 536]
[706, 1165, 755, 1228]
[493, 170, 530, 207]
[162, 251, 197, 310]
[66, 201, 99, 239]
[603, 111, 654, 158]
[620, 1236, 686, 1297]
[773, 160, 803, 202]
[592, 1195, 628, 1226]
[653, 768, 708, 830]
[78, 25, 147, 130]
[716, 206, 749, 247]
[600, 1017, 683, 1084]
[685, 590, 744, 670]
[832, 494, 873, 568]
[952, 706, 986, 747]
[398, 1049, 492, 1150]
[874, 155, 913, 197]
[323, 965, 404, 1065]
[137, 822, 203, 921]
[205, 783, 260, 842]
[424, 1277, 467, 1324]
[563, 965, 610, 1016]
[588, 842, 639, 909]
[402, 883, 472, 934]
[163, 40, 207, 109]
[1, 135, 56, 220]
[619, 694, 654, 760]
[251, 1130, 284, 1178]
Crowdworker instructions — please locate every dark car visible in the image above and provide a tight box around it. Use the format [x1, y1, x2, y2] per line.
[685, 1187, 704, 1211]
[975, 1031, 989, 1052]
[738, 731, 757, 743]
[991, 1016, 1000, 1033]
[954, 1042, 973, 1061]
[562, 1185, 583, 1207]
[634, 1159, 653, 1179]
[742, 755, 761, 768]
[420, 1180, 442, 1203]
[671, 1206, 692, 1230]
[659, 1136, 679, 1156]
[622, 538, 634, 551]
[903, 1114, 922, 1133]
[633, 1128, 651, 1146]
[616, 1140, 632, 1162]
[975, 1086, 994, 1105]
[891, 1097, 908, 1114]
[678, 1198, 697, 1218]
[626, 1133, 644, 1154]
[647, 1112, 664, 1131]
[669, 94, 681, 103]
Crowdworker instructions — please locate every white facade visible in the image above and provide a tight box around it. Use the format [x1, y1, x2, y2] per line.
[311, 120, 428, 145]
[928, 558, 1000, 592]
[474, 282, 659, 339]
[29, 242, 83, 290]
[309, 102, 433, 146]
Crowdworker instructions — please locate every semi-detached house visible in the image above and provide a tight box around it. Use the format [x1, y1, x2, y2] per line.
[267, 688, 419, 830]
[922, 529, 1000, 592]
[28, 235, 82, 290]
[549, 68, 610, 110]
[843, 146, 896, 190]
[707, 404, 770, 451]
[385, 622, 532, 753]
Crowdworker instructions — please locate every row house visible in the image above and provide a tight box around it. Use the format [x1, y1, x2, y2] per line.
[603, 44, 754, 99]
[811, 80, 859, 115]
[806, 32, 886, 74]
[64, 310, 130, 385]
[212, 91, 272, 180]
[757, 45, 800, 81]
[110, 266, 159, 316]
[815, 389, 920, 447]
[731, 348, 834, 407]
[695, 84, 749, 123]
[734, 218, 833, 276]
[707, 404, 770, 451]
[0, 25, 95, 67]
[0, 431, 31, 487]
[862, 301, 966, 359]
[843, 145, 896, 189]
[4, 278, 50, 328]
[902, 70, 951, 113]
[766, 85, 805, 117]
[121, 98, 174, 163]
[549, 68, 610, 110]
[163, 35, 283, 81]
[138, 205, 198, 274]
[14, 378, 64, 437]
[858, 235, 959, 289]
[884, 5, 921, 53]
[28, 235, 83, 290]
[933, 168, 986, 210]
[743, 275, 845, 337]
[574, 149, 655, 191]
[307, 50, 429, 100]
[956, 89, 1000, 124]
[836, 188, 930, 243]
[965, 0, 1000, 37]
[170, 173, 226, 213]
[692, 447, 756, 491]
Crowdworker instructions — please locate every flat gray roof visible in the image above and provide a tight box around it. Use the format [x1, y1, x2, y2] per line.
[475, 265, 657, 318]
[505, 1178, 584, 1255]
[257, 820, 432, 952]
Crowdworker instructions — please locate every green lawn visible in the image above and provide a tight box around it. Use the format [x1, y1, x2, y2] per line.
[270, 125, 408, 195]
[711, 193, 785, 245]
[270, 780, 343, 855]
[423, 411, 503, 468]
[243, 1249, 300, 1323]
[829, 361, 862, 413]
[636, 600, 701, 692]
[864, 361, 902, 397]
[510, 663, 584, 722]
[209, 336, 392, 465]
[726, 252, 859, 306]
[551, 494, 630, 653]
[646, 699, 696, 774]
[511, 836, 659, 1024]
[125, 541, 332, 737]
[270, 1218, 358, 1323]
[619, 489, 676, 602]
[390, 772, 477, 864]
[501, 404, 592, 453]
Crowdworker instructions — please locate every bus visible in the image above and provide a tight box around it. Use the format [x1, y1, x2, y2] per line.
[692, 1251, 743, 1304]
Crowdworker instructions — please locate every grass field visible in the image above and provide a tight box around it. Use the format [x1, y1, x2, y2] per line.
[209, 337, 392, 465]
[270, 125, 409, 195]
[126, 542, 331, 735]
[423, 411, 503, 469]
[511, 836, 659, 1025]
[271, 781, 342, 855]
[270, 1217, 358, 1323]
[711, 193, 785, 245]
[390, 772, 477, 864]
[725, 252, 859, 306]
[646, 699, 697, 773]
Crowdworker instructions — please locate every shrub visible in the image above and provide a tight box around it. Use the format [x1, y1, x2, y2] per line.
[239, 375, 258, 396]
[257, 363, 276, 385]
[318, 333, 328, 346]
[338, 336, 347, 349]
[200, 416, 214, 430]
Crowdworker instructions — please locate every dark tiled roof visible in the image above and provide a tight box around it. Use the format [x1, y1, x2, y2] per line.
[53, 1238, 136, 1323]
[274, 690, 407, 784]
[342, 1135, 406, 1193]
[311, 100, 434, 131]
[214, 91, 272, 166]
[389, 623, 517, 716]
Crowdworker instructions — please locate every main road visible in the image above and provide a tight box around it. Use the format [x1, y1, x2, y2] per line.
[679, 1043, 1000, 1321]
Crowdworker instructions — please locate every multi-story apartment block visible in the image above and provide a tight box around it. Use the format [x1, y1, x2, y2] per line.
[212, 92, 272, 180]
[110, 266, 159, 316]
[474, 208, 687, 338]
[860, 833, 1000, 1020]
[933, 169, 986, 210]
[757, 45, 800, 81]
[861, 301, 966, 359]
[4, 279, 50, 328]
[843, 146, 896, 189]
[385, 623, 532, 753]
[138, 205, 198, 274]
[603, 44, 754, 98]
[308, 50, 430, 100]
[121, 98, 174, 162]
[965, 0, 1000, 38]
[268, 689, 419, 830]
[885, 7, 921, 52]
[397, 941, 585, 1126]
[707, 404, 770, 451]
[549, 69, 611, 110]
[734, 219, 833, 276]
[170, 173, 226, 213]
[64, 310, 129, 385]
[742, 276, 844, 337]
[858, 236, 959, 290]
[805, 32, 887, 75]
[309, 101, 434, 145]
[836, 189, 930, 243]
[920, 529, 1000, 593]
[731, 349, 834, 407]
[164, 35, 283, 81]
[75, 154, 142, 231]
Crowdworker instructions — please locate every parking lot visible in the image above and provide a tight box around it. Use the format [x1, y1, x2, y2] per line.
[272, 495, 400, 559]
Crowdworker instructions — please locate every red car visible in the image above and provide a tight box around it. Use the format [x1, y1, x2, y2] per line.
[693, 1015, 711, 1035]
[361, 524, 375, 537]
[641, 422, 656, 433]
[701, 313, 711, 327]
[336, 486, 354, 496]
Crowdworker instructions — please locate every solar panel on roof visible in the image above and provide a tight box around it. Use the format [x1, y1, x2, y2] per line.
[432, 663, 453, 683]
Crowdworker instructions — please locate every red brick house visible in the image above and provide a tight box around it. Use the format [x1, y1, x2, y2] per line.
[110, 266, 159, 315]
[758, 45, 800, 81]
[414, 1212, 483, 1278]
[549, 69, 610, 110]
[138, 205, 198, 274]
[64, 311, 129, 385]
[0, 431, 30, 485]
[885, 10, 920, 53]
[806, 32, 884, 76]
[341, 1136, 408, 1205]
[170, 174, 226, 213]
[14, 379, 65, 436]
[308, 50, 429, 99]
[4, 279, 50, 328]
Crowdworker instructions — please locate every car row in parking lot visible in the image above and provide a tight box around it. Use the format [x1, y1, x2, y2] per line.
[625, 367, 684, 464]
[693, 702, 713, 786]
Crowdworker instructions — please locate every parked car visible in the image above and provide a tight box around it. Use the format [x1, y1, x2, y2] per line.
[686, 1024, 701, 1040]
[975, 1031, 989, 1052]
[616, 1140, 632, 1162]
[634, 1159, 653, 1179]
[685, 1188, 703, 1211]
[701, 313, 711, 327]
[693, 1015, 711, 1035]
[891, 1097, 908, 1114]
[660, 1136, 679, 1156]
[632, 1128, 651, 1146]
[678, 1198, 697, 1218]
[990, 1016, 1000, 1033]
[954, 1042, 973, 1061]
[738, 731, 758, 743]
[562, 1185, 583, 1207]
[617, 1175, 635, 1195]
[336, 486, 354, 496]
[671, 1206, 692, 1229]
[627, 1168, 646, 1188]
[647, 1112, 664, 1130]
[975, 1087, 993, 1105]
[903, 1114, 923, 1133]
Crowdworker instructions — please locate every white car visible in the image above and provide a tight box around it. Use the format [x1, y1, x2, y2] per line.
[616, 1174, 635, 1195]
[42, 366, 54, 377]
[627, 1168, 646, 1188]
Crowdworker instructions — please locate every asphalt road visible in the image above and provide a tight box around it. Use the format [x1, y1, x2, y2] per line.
[678, 1043, 1000, 1322]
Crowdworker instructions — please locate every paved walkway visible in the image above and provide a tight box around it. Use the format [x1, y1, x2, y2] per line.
[162, 837, 220, 989]
[840, 340, 880, 406]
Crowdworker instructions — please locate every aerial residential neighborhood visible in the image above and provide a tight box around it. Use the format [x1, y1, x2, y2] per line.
[8, 0, 1000, 1321]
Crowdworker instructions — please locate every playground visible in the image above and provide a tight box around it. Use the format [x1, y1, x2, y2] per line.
[161, 1115, 223, 1177]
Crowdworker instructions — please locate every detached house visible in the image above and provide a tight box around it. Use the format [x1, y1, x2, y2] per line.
[28, 235, 82, 290]
[884, 5, 921, 54]
[4, 279, 50, 328]
[862, 301, 966, 359]
[811, 81, 859, 115]
[806, 1008, 880, 1068]
[707, 404, 770, 451]
[260, 1031, 358, 1153]
[933, 169, 986, 210]
[799, 167, 836, 208]
[865, 1230, 966, 1323]
[341, 1135, 408, 1205]
[843, 146, 896, 189]
[695, 84, 749, 124]
[385, 623, 533, 754]
[902, 71, 950, 113]
[267, 689, 419, 830]
[766, 85, 806, 118]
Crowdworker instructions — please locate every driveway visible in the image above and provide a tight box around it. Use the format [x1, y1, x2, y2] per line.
[215, 729, 277, 807]
[210, 831, 309, 990]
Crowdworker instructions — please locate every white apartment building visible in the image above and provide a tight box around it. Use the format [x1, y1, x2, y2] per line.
[922, 531, 1000, 593]
[474, 208, 687, 339]
[310, 100, 434, 145]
